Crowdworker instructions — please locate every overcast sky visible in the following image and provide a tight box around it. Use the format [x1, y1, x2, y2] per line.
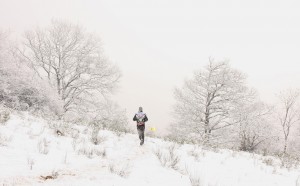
[1, 0, 300, 135]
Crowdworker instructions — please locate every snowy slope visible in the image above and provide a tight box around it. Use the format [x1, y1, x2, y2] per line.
[0, 113, 300, 186]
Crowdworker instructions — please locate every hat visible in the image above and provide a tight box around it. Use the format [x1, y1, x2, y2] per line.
[138, 107, 143, 112]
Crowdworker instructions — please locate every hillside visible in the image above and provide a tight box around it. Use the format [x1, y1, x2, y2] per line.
[0, 112, 299, 186]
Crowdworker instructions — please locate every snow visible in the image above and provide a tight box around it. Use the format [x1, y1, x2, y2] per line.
[0, 112, 299, 186]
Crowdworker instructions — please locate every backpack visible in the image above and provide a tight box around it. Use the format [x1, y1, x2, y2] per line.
[136, 112, 146, 125]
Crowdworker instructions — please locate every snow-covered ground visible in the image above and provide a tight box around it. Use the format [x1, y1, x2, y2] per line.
[0, 113, 300, 186]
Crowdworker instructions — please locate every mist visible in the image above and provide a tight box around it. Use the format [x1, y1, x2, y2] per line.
[1, 0, 300, 135]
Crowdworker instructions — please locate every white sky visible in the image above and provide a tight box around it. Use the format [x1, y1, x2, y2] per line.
[1, 0, 300, 135]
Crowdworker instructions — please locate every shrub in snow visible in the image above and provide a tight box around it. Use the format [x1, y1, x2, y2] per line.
[77, 145, 94, 159]
[189, 146, 206, 161]
[96, 132, 107, 144]
[108, 162, 130, 178]
[167, 144, 181, 169]
[91, 130, 107, 145]
[153, 144, 181, 170]
[27, 157, 35, 170]
[48, 120, 72, 137]
[262, 157, 275, 167]
[37, 138, 50, 154]
[114, 130, 124, 138]
[189, 176, 202, 186]
[0, 63, 63, 117]
[72, 138, 79, 151]
[95, 148, 106, 158]
[0, 132, 12, 146]
[71, 128, 80, 139]
[82, 128, 89, 134]
[153, 148, 166, 166]
[0, 108, 10, 124]
[78, 145, 106, 159]
[91, 128, 99, 144]
[186, 168, 203, 186]
[279, 153, 300, 170]
[74, 136, 106, 159]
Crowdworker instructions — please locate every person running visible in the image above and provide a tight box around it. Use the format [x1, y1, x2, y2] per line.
[133, 107, 148, 145]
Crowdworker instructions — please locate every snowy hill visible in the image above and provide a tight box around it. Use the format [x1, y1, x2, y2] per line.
[0, 113, 300, 186]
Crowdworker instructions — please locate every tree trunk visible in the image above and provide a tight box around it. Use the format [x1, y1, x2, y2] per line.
[283, 137, 288, 154]
[204, 107, 211, 145]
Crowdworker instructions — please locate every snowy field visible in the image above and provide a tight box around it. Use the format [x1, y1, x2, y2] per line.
[0, 113, 300, 186]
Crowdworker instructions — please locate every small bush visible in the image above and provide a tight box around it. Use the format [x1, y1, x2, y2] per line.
[167, 144, 180, 169]
[37, 138, 50, 154]
[189, 146, 205, 161]
[153, 144, 181, 170]
[48, 120, 71, 137]
[114, 131, 123, 137]
[108, 162, 130, 178]
[0, 132, 12, 146]
[95, 148, 106, 158]
[187, 169, 203, 186]
[262, 158, 274, 166]
[154, 148, 163, 162]
[91, 130, 107, 145]
[75, 137, 106, 159]
[27, 157, 35, 170]
[91, 129, 99, 144]
[71, 128, 80, 139]
[0, 67, 63, 117]
[153, 148, 167, 167]
[77, 146, 94, 159]
[0, 109, 10, 124]
[279, 153, 300, 170]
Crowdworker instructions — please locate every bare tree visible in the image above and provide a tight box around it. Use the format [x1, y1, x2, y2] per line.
[15, 20, 121, 115]
[172, 59, 250, 145]
[277, 89, 300, 154]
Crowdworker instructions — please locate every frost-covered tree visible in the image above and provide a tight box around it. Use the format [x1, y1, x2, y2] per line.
[171, 59, 250, 145]
[88, 100, 131, 133]
[277, 89, 300, 154]
[0, 30, 63, 116]
[15, 20, 121, 116]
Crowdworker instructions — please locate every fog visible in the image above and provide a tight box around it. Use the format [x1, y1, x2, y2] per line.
[1, 0, 300, 135]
